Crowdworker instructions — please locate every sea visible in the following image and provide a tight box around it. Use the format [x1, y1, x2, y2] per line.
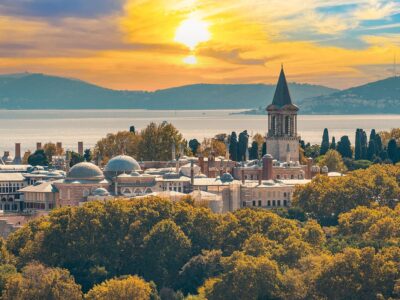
[0, 109, 399, 154]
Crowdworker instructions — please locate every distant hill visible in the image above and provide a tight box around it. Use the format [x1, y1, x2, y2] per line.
[300, 77, 400, 114]
[0, 73, 337, 110]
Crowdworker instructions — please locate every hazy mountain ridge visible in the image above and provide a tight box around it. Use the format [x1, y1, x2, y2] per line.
[300, 77, 400, 114]
[0, 73, 337, 110]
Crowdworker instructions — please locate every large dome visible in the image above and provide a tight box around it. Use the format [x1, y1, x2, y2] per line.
[104, 155, 141, 173]
[68, 162, 104, 181]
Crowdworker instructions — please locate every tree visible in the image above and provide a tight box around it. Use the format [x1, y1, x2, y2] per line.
[2, 263, 82, 300]
[189, 139, 201, 156]
[68, 151, 84, 167]
[229, 132, 238, 161]
[320, 128, 330, 155]
[27, 149, 48, 166]
[129, 125, 136, 134]
[318, 150, 346, 172]
[142, 220, 192, 287]
[178, 250, 223, 295]
[330, 136, 336, 150]
[85, 275, 158, 300]
[95, 130, 141, 165]
[261, 142, 267, 156]
[337, 136, 352, 159]
[249, 141, 259, 160]
[43, 142, 57, 162]
[201, 252, 283, 300]
[238, 130, 249, 161]
[83, 149, 92, 162]
[137, 122, 187, 161]
[387, 139, 398, 164]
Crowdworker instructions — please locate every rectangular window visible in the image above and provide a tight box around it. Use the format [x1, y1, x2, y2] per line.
[252, 201, 256, 207]
[258, 200, 262, 207]
[267, 200, 271, 206]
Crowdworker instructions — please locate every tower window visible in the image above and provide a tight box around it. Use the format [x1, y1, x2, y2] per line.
[285, 116, 290, 135]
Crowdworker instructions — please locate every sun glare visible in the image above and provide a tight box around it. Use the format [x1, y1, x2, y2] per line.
[183, 55, 197, 65]
[174, 16, 210, 50]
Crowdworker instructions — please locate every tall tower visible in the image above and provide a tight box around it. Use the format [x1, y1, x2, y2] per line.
[266, 66, 299, 162]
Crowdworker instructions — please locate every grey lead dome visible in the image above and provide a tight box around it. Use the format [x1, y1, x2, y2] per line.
[68, 162, 104, 180]
[104, 155, 141, 173]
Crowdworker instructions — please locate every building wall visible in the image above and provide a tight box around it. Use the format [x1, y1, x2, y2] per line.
[265, 137, 299, 163]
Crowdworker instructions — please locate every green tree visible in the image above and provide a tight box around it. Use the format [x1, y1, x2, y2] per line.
[249, 141, 259, 160]
[387, 139, 398, 164]
[337, 136, 352, 159]
[261, 142, 267, 156]
[320, 128, 330, 155]
[142, 220, 192, 287]
[318, 149, 346, 172]
[178, 250, 223, 295]
[229, 132, 238, 161]
[202, 252, 283, 300]
[2, 263, 82, 300]
[238, 130, 249, 161]
[68, 151, 84, 167]
[83, 149, 92, 162]
[85, 275, 158, 300]
[189, 139, 201, 156]
[330, 136, 336, 150]
[27, 149, 48, 166]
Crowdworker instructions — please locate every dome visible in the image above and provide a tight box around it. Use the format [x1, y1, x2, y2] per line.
[104, 155, 141, 173]
[321, 166, 329, 173]
[311, 165, 320, 173]
[92, 188, 109, 196]
[220, 173, 234, 182]
[68, 162, 104, 181]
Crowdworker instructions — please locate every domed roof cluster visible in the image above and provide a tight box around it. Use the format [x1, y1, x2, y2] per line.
[68, 162, 104, 181]
[104, 155, 141, 174]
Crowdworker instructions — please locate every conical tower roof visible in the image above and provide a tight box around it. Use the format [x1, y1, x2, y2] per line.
[267, 66, 298, 111]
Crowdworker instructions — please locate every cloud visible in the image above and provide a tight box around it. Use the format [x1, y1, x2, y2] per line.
[0, 0, 125, 18]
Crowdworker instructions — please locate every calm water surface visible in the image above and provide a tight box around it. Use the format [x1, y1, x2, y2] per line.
[0, 110, 399, 154]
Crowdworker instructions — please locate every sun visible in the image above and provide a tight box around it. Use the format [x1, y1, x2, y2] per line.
[174, 16, 211, 50]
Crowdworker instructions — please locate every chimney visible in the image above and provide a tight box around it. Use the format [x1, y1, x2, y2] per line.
[78, 142, 84, 156]
[56, 142, 62, 154]
[36, 142, 42, 150]
[220, 159, 224, 177]
[258, 168, 262, 185]
[13, 143, 22, 164]
[199, 154, 205, 174]
[262, 154, 273, 180]
[190, 160, 194, 186]
[241, 168, 245, 184]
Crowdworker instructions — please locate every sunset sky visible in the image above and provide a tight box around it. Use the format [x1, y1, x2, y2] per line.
[0, 0, 399, 90]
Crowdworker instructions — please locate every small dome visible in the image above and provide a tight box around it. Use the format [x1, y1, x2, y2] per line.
[263, 154, 273, 159]
[130, 171, 141, 177]
[195, 173, 207, 178]
[311, 165, 320, 173]
[92, 188, 109, 196]
[220, 173, 234, 182]
[68, 162, 104, 181]
[104, 155, 141, 173]
[321, 166, 329, 173]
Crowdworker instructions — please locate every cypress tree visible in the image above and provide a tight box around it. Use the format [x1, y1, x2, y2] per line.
[238, 130, 249, 161]
[361, 130, 368, 160]
[249, 141, 259, 160]
[261, 142, 267, 156]
[229, 132, 238, 161]
[337, 136, 352, 159]
[320, 128, 330, 155]
[367, 140, 376, 161]
[387, 139, 398, 164]
[355, 129, 362, 160]
[374, 134, 383, 155]
[330, 137, 336, 150]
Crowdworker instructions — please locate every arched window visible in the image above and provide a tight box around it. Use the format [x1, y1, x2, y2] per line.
[271, 116, 276, 135]
[285, 116, 290, 135]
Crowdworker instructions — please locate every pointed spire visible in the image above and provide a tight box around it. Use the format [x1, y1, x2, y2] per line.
[271, 66, 292, 107]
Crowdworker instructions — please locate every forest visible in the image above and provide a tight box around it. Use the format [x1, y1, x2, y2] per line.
[0, 164, 398, 299]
